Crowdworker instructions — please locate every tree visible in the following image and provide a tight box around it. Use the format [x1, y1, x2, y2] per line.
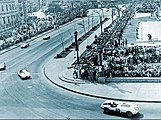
[47, 2, 62, 14]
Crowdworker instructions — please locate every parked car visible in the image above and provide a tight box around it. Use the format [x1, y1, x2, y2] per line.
[43, 35, 50, 40]
[17, 69, 31, 79]
[100, 100, 140, 117]
[21, 42, 29, 48]
[0, 62, 6, 70]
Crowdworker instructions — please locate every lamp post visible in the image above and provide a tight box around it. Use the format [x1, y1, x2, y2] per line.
[97, 38, 103, 66]
[22, 0, 27, 23]
[111, 8, 114, 21]
[96, 11, 102, 33]
[74, 31, 79, 64]
[92, 12, 94, 28]
[100, 8, 104, 19]
[95, 35, 102, 66]
[88, 16, 90, 32]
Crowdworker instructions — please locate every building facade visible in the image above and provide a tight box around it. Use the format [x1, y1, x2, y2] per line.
[0, 0, 19, 33]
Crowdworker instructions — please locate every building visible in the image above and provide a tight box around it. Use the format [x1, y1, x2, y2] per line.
[15, 0, 27, 23]
[0, 0, 19, 33]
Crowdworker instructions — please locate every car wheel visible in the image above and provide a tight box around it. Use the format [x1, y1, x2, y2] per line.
[126, 111, 133, 117]
[104, 108, 109, 113]
[116, 108, 120, 113]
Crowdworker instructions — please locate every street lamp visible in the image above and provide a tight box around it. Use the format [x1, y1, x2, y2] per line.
[92, 12, 94, 28]
[96, 11, 103, 33]
[111, 8, 114, 21]
[74, 31, 79, 64]
[100, 8, 105, 19]
[95, 35, 102, 66]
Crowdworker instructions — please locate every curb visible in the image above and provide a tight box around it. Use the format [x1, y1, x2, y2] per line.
[43, 66, 161, 103]
[58, 70, 89, 84]
[107, 77, 161, 83]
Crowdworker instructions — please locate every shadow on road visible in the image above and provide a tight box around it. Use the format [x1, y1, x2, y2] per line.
[104, 111, 144, 119]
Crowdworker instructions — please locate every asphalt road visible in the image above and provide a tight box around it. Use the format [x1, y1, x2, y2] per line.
[0, 8, 161, 119]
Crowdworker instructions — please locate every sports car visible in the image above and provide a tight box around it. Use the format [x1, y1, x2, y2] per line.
[21, 42, 29, 48]
[0, 62, 6, 70]
[101, 100, 140, 117]
[17, 69, 31, 79]
[43, 35, 50, 40]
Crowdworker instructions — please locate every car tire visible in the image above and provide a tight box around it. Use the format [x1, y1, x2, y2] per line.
[116, 108, 120, 113]
[126, 111, 133, 117]
[104, 108, 109, 113]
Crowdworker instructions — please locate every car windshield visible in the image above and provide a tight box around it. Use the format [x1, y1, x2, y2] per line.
[121, 103, 130, 107]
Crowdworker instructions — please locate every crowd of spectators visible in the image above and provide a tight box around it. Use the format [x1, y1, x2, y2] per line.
[103, 45, 161, 77]
[72, 3, 161, 81]
[0, 7, 88, 51]
[74, 5, 135, 80]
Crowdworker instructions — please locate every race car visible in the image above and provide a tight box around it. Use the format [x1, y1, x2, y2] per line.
[100, 100, 140, 117]
[21, 42, 29, 48]
[0, 62, 6, 70]
[43, 35, 50, 40]
[17, 69, 31, 79]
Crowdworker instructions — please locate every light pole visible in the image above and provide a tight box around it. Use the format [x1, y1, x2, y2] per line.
[95, 35, 102, 66]
[22, 0, 27, 23]
[92, 12, 94, 28]
[74, 31, 79, 65]
[111, 8, 114, 21]
[61, 32, 64, 51]
[82, 17, 86, 34]
[88, 16, 90, 32]
[100, 8, 104, 19]
[96, 11, 102, 33]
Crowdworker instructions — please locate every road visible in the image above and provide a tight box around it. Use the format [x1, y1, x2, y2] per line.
[0, 8, 161, 119]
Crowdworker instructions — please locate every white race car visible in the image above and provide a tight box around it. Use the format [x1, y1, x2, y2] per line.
[17, 69, 31, 79]
[43, 35, 50, 40]
[0, 62, 6, 70]
[100, 100, 140, 117]
[21, 42, 29, 48]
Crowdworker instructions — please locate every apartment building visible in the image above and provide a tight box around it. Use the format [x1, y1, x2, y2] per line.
[0, 0, 19, 33]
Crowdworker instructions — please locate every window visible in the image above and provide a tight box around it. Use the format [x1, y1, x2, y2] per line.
[103, 103, 108, 105]
[103, 102, 111, 105]
[2, 5, 4, 11]
[11, 15, 14, 24]
[121, 103, 130, 107]
[9, 4, 12, 10]
[12, 4, 14, 10]
[0, 19, 1, 28]
[6, 5, 8, 11]
[2, 17, 5, 24]
[7, 16, 10, 23]
[19, 6, 22, 11]
[18, 0, 22, 3]
[13, 15, 15, 19]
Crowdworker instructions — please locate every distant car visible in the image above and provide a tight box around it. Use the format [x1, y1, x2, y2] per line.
[17, 69, 31, 79]
[100, 100, 140, 117]
[0, 62, 6, 70]
[43, 35, 50, 40]
[21, 42, 29, 48]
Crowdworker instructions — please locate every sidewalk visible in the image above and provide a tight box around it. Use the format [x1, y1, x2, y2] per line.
[44, 12, 161, 103]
